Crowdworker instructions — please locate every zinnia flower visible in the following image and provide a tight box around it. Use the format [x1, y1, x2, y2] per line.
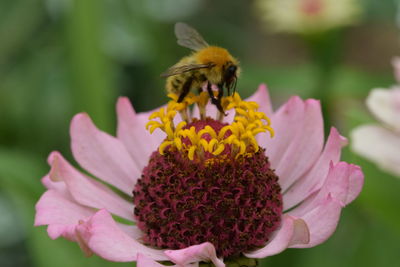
[351, 58, 400, 177]
[35, 84, 363, 266]
[255, 0, 361, 34]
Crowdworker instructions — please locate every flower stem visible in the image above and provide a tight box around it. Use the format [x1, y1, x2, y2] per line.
[67, 0, 115, 132]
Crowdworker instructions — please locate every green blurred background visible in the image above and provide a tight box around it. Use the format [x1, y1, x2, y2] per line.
[1, 0, 400, 266]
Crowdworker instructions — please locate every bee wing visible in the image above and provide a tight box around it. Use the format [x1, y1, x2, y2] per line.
[175, 22, 209, 51]
[160, 63, 214, 78]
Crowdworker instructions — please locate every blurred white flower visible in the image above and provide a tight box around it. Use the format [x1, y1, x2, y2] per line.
[255, 0, 361, 34]
[351, 59, 400, 177]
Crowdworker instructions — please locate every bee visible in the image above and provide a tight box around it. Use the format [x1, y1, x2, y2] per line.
[161, 22, 240, 115]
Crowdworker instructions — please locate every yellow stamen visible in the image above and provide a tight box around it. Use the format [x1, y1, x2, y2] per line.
[252, 128, 267, 135]
[212, 144, 225, 156]
[234, 116, 248, 125]
[236, 122, 246, 133]
[218, 125, 233, 139]
[224, 135, 237, 145]
[174, 137, 183, 150]
[164, 122, 174, 139]
[198, 126, 217, 139]
[159, 141, 173, 155]
[208, 139, 219, 153]
[146, 92, 274, 162]
[199, 139, 209, 152]
[176, 121, 187, 132]
[149, 124, 162, 134]
[188, 146, 196, 161]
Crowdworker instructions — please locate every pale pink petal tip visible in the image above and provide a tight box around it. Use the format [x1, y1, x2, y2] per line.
[345, 164, 364, 205]
[76, 209, 167, 262]
[46, 151, 133, 221]
[244, 214, 309, 258]
[165, 242, 225, 267]
[287, 161, 363, 248]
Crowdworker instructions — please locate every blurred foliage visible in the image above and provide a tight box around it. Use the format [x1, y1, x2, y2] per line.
[0, 0, 400, 267]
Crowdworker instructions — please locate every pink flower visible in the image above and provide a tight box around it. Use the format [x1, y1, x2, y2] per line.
[35, 84, 363, 266]
[351, 58, 400, 176]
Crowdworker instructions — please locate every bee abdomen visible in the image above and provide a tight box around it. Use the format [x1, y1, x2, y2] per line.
[166, 71, 205, 95]
[167, 75, 184, 94]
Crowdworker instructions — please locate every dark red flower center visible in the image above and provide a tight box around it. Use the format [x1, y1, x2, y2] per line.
[133, 118, 283, 258]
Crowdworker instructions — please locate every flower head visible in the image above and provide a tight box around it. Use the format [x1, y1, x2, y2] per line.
[351, 58, 400, 177]
[255, 0, 361, 34]
[136, 92, 280, 258]
[35, 84, 363, 266]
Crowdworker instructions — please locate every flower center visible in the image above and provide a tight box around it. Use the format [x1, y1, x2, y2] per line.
[133, 92, 283, 258]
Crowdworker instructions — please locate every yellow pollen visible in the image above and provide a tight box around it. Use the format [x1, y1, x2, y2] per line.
[146, 92, 274, 162]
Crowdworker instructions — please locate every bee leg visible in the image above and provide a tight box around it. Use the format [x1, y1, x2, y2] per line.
[177, 77, 193, 103]
[216, 83, 227, 118]
[177, 77, 194, 122]
[207, 82, 226, 117]
[196, 87, 206, 119]
[226, 83, 231, 96]
[206, 81, 216, 102]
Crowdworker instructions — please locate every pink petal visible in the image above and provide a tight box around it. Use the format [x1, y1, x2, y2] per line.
[244, 214, 309, 258]
[289, 194, 343, 248]
[351, 124, 400, 176]
[284, 159, 363, 248]
[116, 223, 145, 240]
[258, 96, 304, 164]
[34, 189, 94, 241]
[283, 127, 347, 210]
[262, 97, 324, 191]
[42, 174, 67, 193]
[345, 165, 364, 204]
[70, 113, 140, 195]
[289, 162, 363, 218]
[36, 187, 144, 255]
[76, 209, 167, 262]
[47, 151, 133, 221]
[137, 254, 172, 267]
[318, 162, 363, 206]
[246, 84, 273, 116]
[116, 97, 165, 170]
[165, 242, 225, 267]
